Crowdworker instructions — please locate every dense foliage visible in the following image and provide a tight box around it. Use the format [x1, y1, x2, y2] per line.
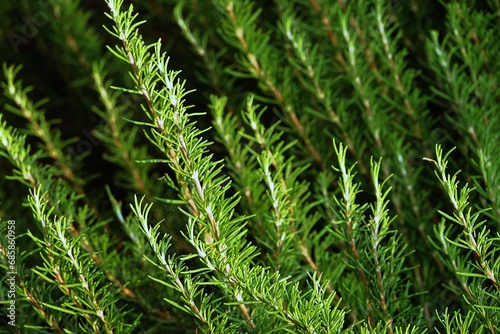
[1, 0, 499, 333]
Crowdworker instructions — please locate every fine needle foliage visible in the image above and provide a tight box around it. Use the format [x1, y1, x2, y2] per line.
[0, 0, 499, 333]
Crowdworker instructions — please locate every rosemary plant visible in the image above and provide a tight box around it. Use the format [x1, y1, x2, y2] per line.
[0, 0, 499, 333]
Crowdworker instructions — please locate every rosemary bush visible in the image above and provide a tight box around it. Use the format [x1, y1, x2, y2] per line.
[1, 0, 499, 332]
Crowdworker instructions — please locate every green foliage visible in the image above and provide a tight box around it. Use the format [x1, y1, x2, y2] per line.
[0, 0, 499, 333]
